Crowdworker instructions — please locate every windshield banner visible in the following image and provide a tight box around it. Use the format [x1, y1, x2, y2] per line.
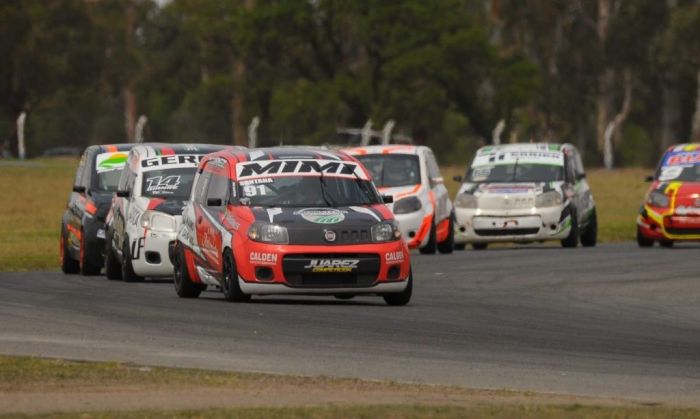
[663, 150, 700, 167]
[472, 149, 563, 167]
[236, 159, 368, 180]
[96, 152, 129, 173]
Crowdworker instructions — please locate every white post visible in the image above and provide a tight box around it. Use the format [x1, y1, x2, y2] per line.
[492, 119, 505, 145]
[17, 112, 27, 160]
[381, 120, 395, 145]
[135, 115, 148, 143]
[603, 121, 615, 170]
[248, 116, 260, 148]
[361, 120, 373, 146]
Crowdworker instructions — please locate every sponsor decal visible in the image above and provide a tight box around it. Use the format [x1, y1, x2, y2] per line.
[141, 155, 203, 170]
[303, 259, 359, 273]
[664, 150, 700, 166]
[250, 252, 278, 265]
[295, 208, 345, 224]
[145, 175, 181, 193]
[324, 229, 337, 242]
[385, 251, 404, 262]
[96, 152, 128, 173]
[127, 209, 142, 226]
[676, 206, 700, 216]
[239, 178, 273, 185]
[131, 237, 145, 260]
[236, 159, 366, 180]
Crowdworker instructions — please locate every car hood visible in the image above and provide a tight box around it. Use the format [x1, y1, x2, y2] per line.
[651, 181, 700, 214]
[136, 197, 189, 216]
[458, 182, 563, 210]
[247, 205, 391, 245]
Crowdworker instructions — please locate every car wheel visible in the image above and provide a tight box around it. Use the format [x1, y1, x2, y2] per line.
[419, 218, 437, 254]
[173, 243, 205, 298]
[383, 269, 413, 306]
[437, 212, 455, 254]
[471, 243, 488, 250]
[659, 240, 674, 248]
[454, 243, 466, 251]
[60, 225, 80, 274]
[121, 238, 143, 282]
[560, 208, 579, 248]
[79, 230, 101, 276]
[221, 249, 250, 302]
[104, 229, 121, 280]
[636, 225, 654, 247]
[579, 209, 597, 247]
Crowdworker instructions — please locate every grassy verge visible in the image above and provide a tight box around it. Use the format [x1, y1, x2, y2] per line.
[1, 356, 698, 418]
[0, 159, 650, 272]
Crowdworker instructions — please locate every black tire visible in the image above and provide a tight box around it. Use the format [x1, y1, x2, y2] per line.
[383, 269, 413, 306]
[104, 229, 121, 280]
[454, 243, 466, 251]
[173, 243, 205, 298]
[221, 249, 250, 302]
[471, 243, 488, 250]
[437, 213, 455, 254]
[636, 225, 654, 247]
[121, 238, 143, 282]
[79, 231, 101, 276]
[580, 209, 597, 247]
[560, 208, 579, 248]
[419, 218, 437, 254]
[659, 240, 674, 248]
[60, 225, 80, 274]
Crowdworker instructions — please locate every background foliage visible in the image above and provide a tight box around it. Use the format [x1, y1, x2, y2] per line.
[2, 0, 700, 166]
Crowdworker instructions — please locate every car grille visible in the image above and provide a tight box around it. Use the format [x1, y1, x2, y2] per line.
[665, 227, 700, 235]
[288, 228, 372, 245]
[474, 228, 540, 236]
[282, 253, 379, 288]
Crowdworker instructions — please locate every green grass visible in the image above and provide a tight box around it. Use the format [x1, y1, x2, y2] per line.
[0, 159, 651, 272]
[1, 356, 699, 418]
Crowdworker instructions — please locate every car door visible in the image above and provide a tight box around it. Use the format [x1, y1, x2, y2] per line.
[425, 149, 450, 222]
[113, 165, 137, 253]
[200, 168, 230, 275]
[564, 153, 584, 224]
[67, 150, 89, 252]
[192, 168, 216, 272]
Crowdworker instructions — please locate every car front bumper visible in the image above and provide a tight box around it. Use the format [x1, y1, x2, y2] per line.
[454, 205, 571, 244]
[131, 229, 178, 277]
[637, 205, 700, 241]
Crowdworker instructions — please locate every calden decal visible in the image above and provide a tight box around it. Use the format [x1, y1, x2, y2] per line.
[385, 251, 404, 262]
[250, 252, 278, 265]
[295, 208, 345, 224]
[303, 259, 359, 273]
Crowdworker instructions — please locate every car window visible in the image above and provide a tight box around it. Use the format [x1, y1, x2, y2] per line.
[193, 171, 212, 205]
[93, 151, 129, 193]
[426, 151, 441, 180]
[206, 174, 230, 205]
[74, 151, 88, 189]
[141, 167, 197, 199]
[355, 154, 421, 187]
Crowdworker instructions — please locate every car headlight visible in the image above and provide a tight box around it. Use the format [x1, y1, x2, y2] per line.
[140, 210, 177, 231]
[647, 190, 669, 208]
[393, 196, 422, 214]
[371, 221, 402, 242]
[455, 193, 478, 208]
[247, 221, 289, 244]
[535, 191, 563, 208]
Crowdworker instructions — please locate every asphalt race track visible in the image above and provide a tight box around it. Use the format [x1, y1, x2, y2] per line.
[1, 243, 699, 405]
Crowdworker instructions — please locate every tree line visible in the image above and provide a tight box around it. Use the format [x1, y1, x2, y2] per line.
[2, 0, 700, 166]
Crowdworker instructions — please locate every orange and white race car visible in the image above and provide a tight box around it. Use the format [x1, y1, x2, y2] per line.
[344, 145, 454, 254]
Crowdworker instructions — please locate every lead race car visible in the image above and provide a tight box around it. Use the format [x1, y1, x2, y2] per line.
[637, 143, 700, 247]
[343, 145, 454, 254]
[105, 143, 231, 281]
[453, 143, 597, 249]
[172, 147, 413, 305]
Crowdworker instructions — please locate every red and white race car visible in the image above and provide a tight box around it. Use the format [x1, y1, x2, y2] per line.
[637, 143, 700, 247]
[343, 145, 454, 254]
[172, 147, 413, 305]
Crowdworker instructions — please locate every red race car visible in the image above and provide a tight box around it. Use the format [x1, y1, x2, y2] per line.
[637, 143, 700, 247]
[171, 147, 413, 305]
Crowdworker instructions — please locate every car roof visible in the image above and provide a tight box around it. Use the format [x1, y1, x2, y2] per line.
[215, 146, 355, 162]
[86, 144, 134, 154]
[343, 145, 422, 156]
[476, 143, 566, 154]
[666, 143, 700, 153]
[130, 143, 232, 158]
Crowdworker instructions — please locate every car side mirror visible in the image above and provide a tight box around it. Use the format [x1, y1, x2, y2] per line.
[644, 175, 654, 182]
[207, 198, 223, 207]
[576, 173, 586, 180]
[116, 190, 130, 198]
[452, 175, 463, 182]
[382, 195, 394, 204]
[73, 185, 86, 193]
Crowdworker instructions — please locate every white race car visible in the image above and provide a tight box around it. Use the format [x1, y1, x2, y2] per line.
[452, 143, 597, 250]
[105, 143, 231, 281]
[344, 145, 454, 254]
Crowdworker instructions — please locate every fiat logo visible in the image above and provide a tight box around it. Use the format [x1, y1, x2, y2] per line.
[324, 229, 337, 242]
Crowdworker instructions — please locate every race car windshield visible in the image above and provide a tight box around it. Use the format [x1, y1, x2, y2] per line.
[355, 155, 420, 187]
[467, 163, 564, 183]
[237, 176, 382, 207]
[95, 170, 122, 192]
[656, 164, 700, 182]
[141, 168, 196, 199]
